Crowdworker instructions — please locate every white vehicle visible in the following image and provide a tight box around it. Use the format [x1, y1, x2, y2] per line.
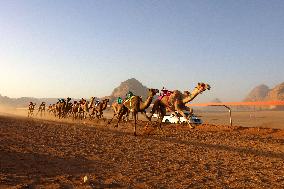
[152, 112, 202, 125]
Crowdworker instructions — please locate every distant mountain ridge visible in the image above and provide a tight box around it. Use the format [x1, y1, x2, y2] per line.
[1, 79, 284, 109]
[0, 78, 149, 108]
[0, 95, 58, 108]
[244, 82, 284, 102]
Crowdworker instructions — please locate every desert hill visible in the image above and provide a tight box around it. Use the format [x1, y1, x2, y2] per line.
[0, 94, 58, 108]
[0, 78, 149, 108]
[243, 84, 270, 102]
[244, 82, 284, 102]
[106, 78, 149, 102]
[1, 80, 283, 109]
[244, 82, 284, 110]
[265, 82, 284, 101]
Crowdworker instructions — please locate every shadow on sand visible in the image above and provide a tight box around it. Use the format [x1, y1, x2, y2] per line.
[0, 150, 124, 188]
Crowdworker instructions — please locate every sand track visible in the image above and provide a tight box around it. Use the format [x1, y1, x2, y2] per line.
[0, 115, 283, 188]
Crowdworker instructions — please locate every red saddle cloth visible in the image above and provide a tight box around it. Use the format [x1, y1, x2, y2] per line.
[158, 90, 173, 100]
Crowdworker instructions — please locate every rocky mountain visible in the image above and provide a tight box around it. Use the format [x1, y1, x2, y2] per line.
[244, 83, 284, 102]
[243, 84, 270, 102]
[265, 82, 284, 101]
[244, 82, 284, 110]
[107, 78, 149, 102]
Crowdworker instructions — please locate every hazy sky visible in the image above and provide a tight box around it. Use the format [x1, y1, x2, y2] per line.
[0, 0, 283, 102]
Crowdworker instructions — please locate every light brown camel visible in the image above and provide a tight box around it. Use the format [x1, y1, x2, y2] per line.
[36, 102, 46, 117]
[108, 100, 129, 124]
[115, 88, 159, 136]
[28, 102, 36, 117]
[90, 99, 109, 119]
[78, 97, 94, 119]
[48, 104, 57, 116]
[148, 82, 210, 129]
[71, 101, 80, 119]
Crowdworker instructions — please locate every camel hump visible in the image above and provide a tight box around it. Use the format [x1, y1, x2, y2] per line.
[124, 96, 135, 104]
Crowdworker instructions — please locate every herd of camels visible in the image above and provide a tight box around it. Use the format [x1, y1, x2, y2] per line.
[28, 82, 211, 135]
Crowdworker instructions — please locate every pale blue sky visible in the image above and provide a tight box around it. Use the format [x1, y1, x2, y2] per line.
[0, 0, 283, 102]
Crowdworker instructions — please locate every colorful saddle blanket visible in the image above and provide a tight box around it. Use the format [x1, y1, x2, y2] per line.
[158, 90, 173, 100]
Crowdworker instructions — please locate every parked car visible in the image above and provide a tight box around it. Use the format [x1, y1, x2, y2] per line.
[152, 112, 202, 125]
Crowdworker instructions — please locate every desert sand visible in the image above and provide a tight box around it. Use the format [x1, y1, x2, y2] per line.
[0, 110, 283, 188]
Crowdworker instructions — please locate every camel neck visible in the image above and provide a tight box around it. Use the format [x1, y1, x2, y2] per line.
[89, 98, 95, 107]
[140, 95, 154, 110]
[182, 88, 201, 104]
[102, 101, 108, 110]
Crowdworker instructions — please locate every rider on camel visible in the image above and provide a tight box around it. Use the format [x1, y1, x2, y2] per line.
[125, 91, 134, 101]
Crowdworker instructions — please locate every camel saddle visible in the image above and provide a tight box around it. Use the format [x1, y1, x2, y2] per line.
[158, 90, 173, 100]
[123, 96, 135, 112]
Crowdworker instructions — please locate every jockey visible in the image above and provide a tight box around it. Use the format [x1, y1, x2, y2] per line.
[95, 99, 100, 106]
[28, 102, 35, 110]
[161, 87, 168, 96]
[125, 91, 134, 100]
[117, 97, 123, 104]
[58, 99, 65, 103]
[79, 98, 85, 104]
[39, 102, 45, 110]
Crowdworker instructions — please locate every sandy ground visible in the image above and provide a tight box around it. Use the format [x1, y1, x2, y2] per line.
[0, 111, 283, 188]
[198, 111, 284, 129]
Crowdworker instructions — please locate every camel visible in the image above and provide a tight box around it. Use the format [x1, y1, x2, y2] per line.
[148, 82, 210, 129]
[90, 99, 109, 119]
[28, 102, 36, 117]
[56, 97, 71, 119]
[64, 101, 73, 117]
[78, 97, 94, 119]
[108, 100, 129, 124]
[88, 97, 95, 109]
[115, 88, 159, 136]
[36, 102, 46, 117]
[48, 104, 57, 116]
[71, 101, 80, 119]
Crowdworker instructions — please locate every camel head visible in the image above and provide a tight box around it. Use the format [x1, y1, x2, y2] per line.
[196, 82, 211, 93]
[148, 88, 159, 97]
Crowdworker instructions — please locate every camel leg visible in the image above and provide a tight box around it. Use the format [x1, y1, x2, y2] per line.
[175, 107, 194, 129]
[140, 110, 151, 121]
[108, 112, 116, 124]
[147, 100, 160, 121]
[184, 106, 193, 115]
[133, 112, 137, 136]
[115, 106, 128, 128]
[158, 107, 166, 134]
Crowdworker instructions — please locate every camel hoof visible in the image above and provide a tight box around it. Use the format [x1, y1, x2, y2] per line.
[134, 132, 137, 136]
